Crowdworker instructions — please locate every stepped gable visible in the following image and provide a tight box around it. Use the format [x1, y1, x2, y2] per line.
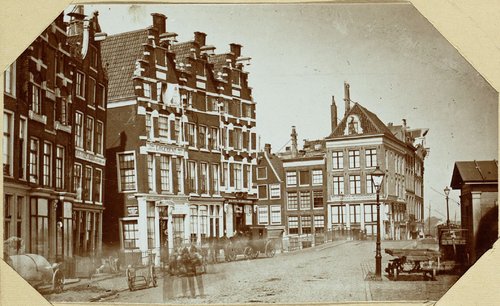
[208, 53, 230, 79]
[101, 29, 149, 101]
[328, 102, 399, 142]
[171, 40, 195, 66]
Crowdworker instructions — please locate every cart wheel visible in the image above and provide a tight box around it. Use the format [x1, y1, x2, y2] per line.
[150, 265, 158, 287]
[265, 242, 276, 258]
[52, 269, 65, 293]
[252, 250, 260, 259]
[244, 247, 253, 259]
[227, 248, 236, 262]
[126, 267, 134, 291]
[393, 267, 398, 281]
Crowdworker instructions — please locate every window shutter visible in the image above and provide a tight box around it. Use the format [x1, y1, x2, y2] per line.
[251, 133, 256, 150]
[229, 163, 234, 187]
[243, 165, 248, 188]
[170, 120, 176, 141]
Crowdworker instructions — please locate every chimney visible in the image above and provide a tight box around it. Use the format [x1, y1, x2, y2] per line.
[67, 5, 86, 36]
[230, 43, 242, 58]
[402, 119, 407, 128]
[194, 31, 206, 47]
[151, 13, 167, 35]
[264, 143, 271, 155]
[344, 81, 351, 115]
[331, 95, 338, 133]
[291, 126, 298, 158]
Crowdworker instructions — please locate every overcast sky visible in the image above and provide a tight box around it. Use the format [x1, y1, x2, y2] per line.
[71, 3, 498, 223]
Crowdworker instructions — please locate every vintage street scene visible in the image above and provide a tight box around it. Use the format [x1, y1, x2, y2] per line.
[2, 2, 498, 305]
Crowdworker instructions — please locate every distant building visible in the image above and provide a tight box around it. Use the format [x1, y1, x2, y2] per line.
[450, 160, 498, 263]
[101, 13, 257, 265]
[324, 82, 429, 240]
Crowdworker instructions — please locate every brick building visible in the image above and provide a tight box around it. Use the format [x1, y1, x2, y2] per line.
[101, 13, 257, 265]
[2, 6, 108, 273]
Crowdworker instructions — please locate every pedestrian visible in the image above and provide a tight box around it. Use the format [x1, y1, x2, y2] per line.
[190, 245, 205, 297]
[179, 247, 196, 298]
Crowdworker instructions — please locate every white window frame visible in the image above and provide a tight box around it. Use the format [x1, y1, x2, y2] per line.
[19, 116, 27, 180]
[96, 121, 104, 155]
[117, 151, 138, 192]
[94, 168, 103, 203]
[200, 162, 209, 194]
[349, 175, 361, 195]
[76, 71, 85, 99]
[147, 154, 156, 192]
[286, 171, 297, 186]
[143, 83, 151, 98]
[365, 148, 377, 168]
[158, 116, 169, 140]
[270, 205, 281, 225]
[199, 125, 208, 149]
[257, 166, 267, 180]
[211, 163, 220, 195]
[55, 146, 64, 189]
[348, 150, 360, 169]
[74, 163, 83, 200]
[84, 166, 93, 202]
[3, 111, 14, 177]
[75, 112, 84, 148]
[312, 169, 323, 185]
[85, 116, 94, 152]
[287, 191, 298, 210]
[258, 205, 269, 225]
[160, 155, 171, 192]
[4, 62, 16, 97]
[31, 83, 42, 114]
[88, 76, 96, 106]
[257, 184, 268, 200]
[332, 151, 344, 170]
[269, 183, 281, 199]
[332, 176, 344, 195]
[43, 142, 52, 187]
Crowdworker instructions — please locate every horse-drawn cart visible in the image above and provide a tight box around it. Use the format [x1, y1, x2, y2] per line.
[125, 251, 158, 291]
[224, 225, 280, 261]
[384, 248, 441, 280]
[8, 253, 65, 293]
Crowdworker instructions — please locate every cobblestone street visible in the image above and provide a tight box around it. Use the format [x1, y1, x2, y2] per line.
[44, 240, 460, 304]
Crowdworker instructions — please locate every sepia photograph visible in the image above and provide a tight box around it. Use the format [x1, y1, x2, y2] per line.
[1, 1, 499, 305]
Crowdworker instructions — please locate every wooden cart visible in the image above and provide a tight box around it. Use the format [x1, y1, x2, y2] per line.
[8, 254, 65, 293]
[125, 251, 158, 291]
[384, 248, 441, 280]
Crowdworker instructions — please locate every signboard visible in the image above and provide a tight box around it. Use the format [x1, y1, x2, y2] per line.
[141, 142, 186, 157]
[227, 199, 254, 205]
[75, 149, 106, 166]
[127, 206, 139, 216]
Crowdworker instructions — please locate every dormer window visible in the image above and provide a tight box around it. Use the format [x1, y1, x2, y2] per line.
[344, 114, 363, 135]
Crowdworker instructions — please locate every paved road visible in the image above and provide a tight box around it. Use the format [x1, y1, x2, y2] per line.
[45, 240, 460, 304]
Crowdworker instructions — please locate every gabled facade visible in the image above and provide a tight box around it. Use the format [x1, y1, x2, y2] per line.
[2, 6, 108, 275]
[324, 82, 427, 240]
[101, 13, 257, 265]
[254, 144, 285, 235]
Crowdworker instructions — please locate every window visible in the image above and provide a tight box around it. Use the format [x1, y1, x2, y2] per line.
[190, 206, 198, 242]
[123, 220, 139, 249]
[301, 216, 312, 234]
[332, 151, 343, 169]
[222, 163, 228, 187]
[233, 129, 242, 150]
[211, 164, 220, 195]
[245, 165, 251, 189]
[187, 161, 197, 193]
[76, 71, 85, 98]
[94, 169, 102, 203]
[364, 204, 377, 222]
[313, 190, 323, 208]
[185, 123, 196, 146]
[74, 164, 82, 200]
[158, 117, 169, 139]
[84, 166, 92, 202]
[200, 162, 209, 194]
[85, 116, 94, 151]
[269, 183, 280, 199]
[209, 127, 218, 150]
[258, 185, 268, 199]
[258, 206, 268, 225]
[232, 71, 240, 86]
[349, 150, 360, 168]
[147, 154, 155, 192]
[30, 199, 49, 258]
[299, 170, 310, 186]
[287, 192, 298, 210]
[30, 84, 41, 114]
[29, 138, 39, 183]
[43, 142, 52, 187]
[332, 176, 344, 195]
[59, 97, 68, 125]
[98, 84, 105, 108]
[175, 158, 183, 194]
[143, 83, 151, 98]
[88, 77, 96, 105]
[312, 170, 323, 185]
[118, 153, 137, 191]
[331, 206, 344, 224]
[3, 112, 13, 176]
[89, 45, 98, 68]
[145, 113, 152, 139]
[199, 125, 207, 149]
[300, 191, 310, 210]
[349, 204, 361, 224]
[233, 164, 242, 189]
[4, 195, 12, 240]
[257, 167, 267, 180]
[314, 215, 325, 233]
[366, 174, 376, 194]
[286, 171, 297, 186]
[96, 121, 104, 155]
[18, 117, 27, 180]
[75, 112, 84, 148]
[160, 155, 171, 192]
[199, 206, 207, 237]
[4, 62, 16, 96]
[365, 149, 377, 168]
[147, 203, 155, 249]
[270, 206, 281, 225]
[221, 127, 228, 148]
[349, 175, 361, 194]
[173, 118, 181, 143]
[288, 216, 298, 235]
[56, 146, 64, 189]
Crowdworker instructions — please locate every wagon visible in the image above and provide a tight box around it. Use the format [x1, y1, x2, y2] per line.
[225, 226, 281, 261]
[384, 247, 441, 280]
[8, 253, 65, 293]
[125, 251, 158, 291]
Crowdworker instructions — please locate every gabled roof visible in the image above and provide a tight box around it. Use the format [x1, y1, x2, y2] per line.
[327, 102, 399, 142]
[171, 41, 195, 65]
[450, 160, 498, 189]
[101, 29, 148, 101]
[258, 151, 284, 182]
[208, 53, 230, 75]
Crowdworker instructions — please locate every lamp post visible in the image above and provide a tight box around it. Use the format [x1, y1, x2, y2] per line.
[371, 166, 385, 278]
[444, 186, 450, 228]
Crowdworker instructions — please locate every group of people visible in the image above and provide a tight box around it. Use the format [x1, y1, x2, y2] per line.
[166, 244, 205, 298]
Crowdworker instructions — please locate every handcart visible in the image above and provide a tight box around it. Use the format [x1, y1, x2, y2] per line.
[125, 251, 158, 291]
[8, 253, 65, 293]
[384, 247, 441, 281]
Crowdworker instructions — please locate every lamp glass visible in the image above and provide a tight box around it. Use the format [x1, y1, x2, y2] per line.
[371, 166, 385, 189]
[444, 186, 450, 196]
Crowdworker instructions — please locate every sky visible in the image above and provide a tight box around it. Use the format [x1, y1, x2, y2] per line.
[68, 3, 498, 223]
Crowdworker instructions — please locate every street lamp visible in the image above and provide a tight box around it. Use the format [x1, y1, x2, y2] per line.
[444, 186, 450, 227]
[371, 166, 385, 278]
